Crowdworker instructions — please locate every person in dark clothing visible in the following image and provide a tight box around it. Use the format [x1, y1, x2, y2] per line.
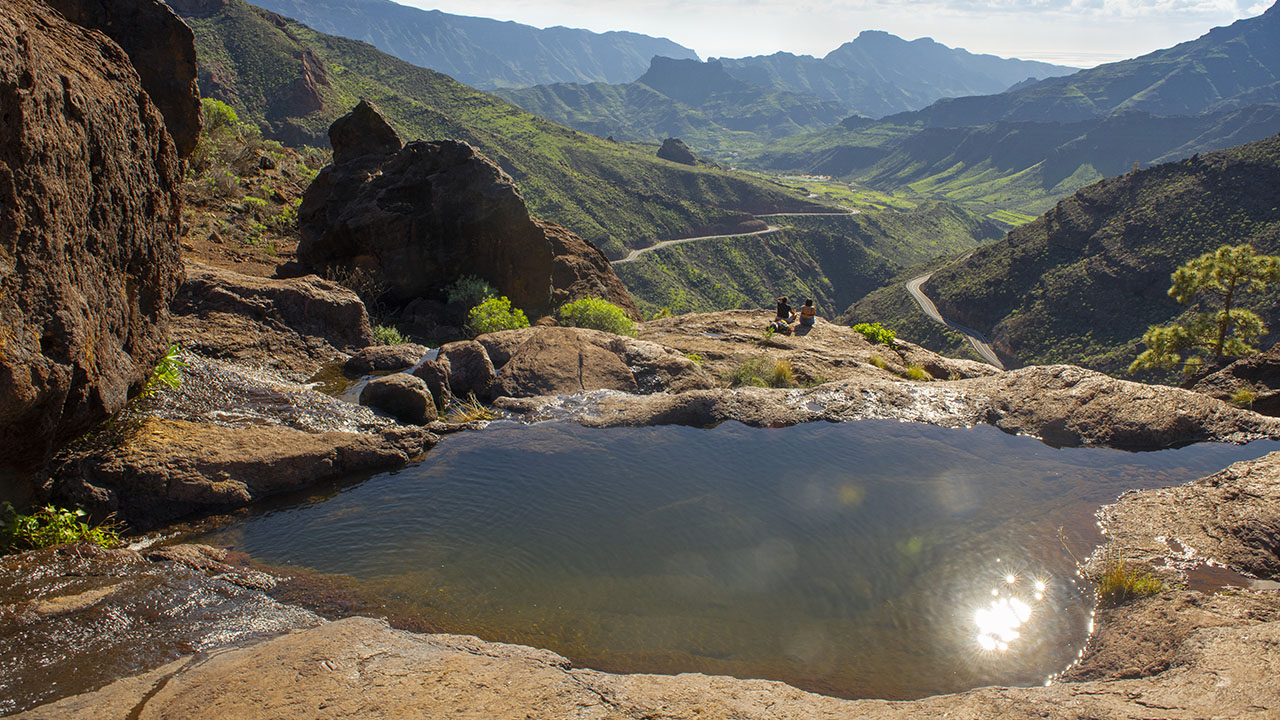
[775, 296, 795, 322]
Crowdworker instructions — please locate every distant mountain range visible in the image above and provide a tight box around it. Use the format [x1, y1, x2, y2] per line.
[717, 31, 1075, 119]
[173, 0, 824, 260]
[495, 58, 849, 153]
[247, 0, 699, 90]
[846, 132, 1280, 378]
[752, 2, 1280, 215]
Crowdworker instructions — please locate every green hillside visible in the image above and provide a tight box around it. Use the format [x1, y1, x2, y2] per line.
[175, 0, 826, 259]
[845, 133, 1280, 379]
[615, 204, 1003, 317]
[496, 58, 848, 155]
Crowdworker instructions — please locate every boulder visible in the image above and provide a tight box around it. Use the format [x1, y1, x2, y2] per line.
[0, 0, 185, 503]
[297, 103, 638, 320]
[476, 326, 714, 399]
[359, 374, 437, 425]
[42, 0, 202, 158]
[410, 358, 451, 407]
[170, 262, 375, 382]
[437, 341, 496, 399]
[345, 344, 429, 375]
[1191, 344, 1280, 416]
[47, 419, 434, 528]
[657, 137, 697, 165]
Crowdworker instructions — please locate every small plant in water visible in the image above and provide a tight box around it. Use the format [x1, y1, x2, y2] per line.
[1095, 550, 1166, 608]
[373, 324, 408, 346]
[445, 394, 500, 423]
[1, 503, 122, 554]
[140, 343, 187, 399]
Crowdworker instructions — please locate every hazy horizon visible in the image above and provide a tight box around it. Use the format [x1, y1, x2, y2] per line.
[393, 0, 1272, 68]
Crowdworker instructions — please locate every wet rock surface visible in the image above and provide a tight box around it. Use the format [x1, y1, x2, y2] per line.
[170, 261, 375, 382]
[0, 0, 184, 502]
[344, 344, 429, 375]
[297, 103, 637, 320]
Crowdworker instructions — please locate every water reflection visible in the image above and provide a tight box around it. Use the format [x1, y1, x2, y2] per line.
[190, 420, 1280, 700]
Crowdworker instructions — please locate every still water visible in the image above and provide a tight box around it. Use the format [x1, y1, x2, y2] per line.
[193, 420, 1279, 699]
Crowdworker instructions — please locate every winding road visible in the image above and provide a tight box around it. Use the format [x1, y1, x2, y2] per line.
[905, 272, 1005, 369]
[610, 209, 861, 265]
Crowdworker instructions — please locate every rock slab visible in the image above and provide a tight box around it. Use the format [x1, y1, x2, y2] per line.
[0, 0, 186, 503]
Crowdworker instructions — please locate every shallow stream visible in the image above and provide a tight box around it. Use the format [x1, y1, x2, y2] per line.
[192, 420, 1280, 700]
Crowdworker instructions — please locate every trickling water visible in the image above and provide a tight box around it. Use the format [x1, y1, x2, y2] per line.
[191, 420, 1279, 700]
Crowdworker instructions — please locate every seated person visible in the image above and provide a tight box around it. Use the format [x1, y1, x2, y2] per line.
[775, 296, 796, 322]
[799, 299, 817, 327]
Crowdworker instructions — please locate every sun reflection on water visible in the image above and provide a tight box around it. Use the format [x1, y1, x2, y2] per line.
[973, 570, 1051, 653]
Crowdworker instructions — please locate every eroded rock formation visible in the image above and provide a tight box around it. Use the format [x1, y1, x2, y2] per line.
[658, 137, 697, 165]
[0, 0, 186, 502]
[1191, 344, 1280, 416]
[297, 101, 638, 321]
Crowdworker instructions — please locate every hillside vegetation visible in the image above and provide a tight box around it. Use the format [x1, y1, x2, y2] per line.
[845, 133, 1280, 379]
[616, 204, 1002, 317]
[175, 0, 825, 259]
[247, 0, 698, 90]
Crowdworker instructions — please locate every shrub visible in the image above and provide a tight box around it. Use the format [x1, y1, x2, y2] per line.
[373, 324, 408, 346]
[904, 365, 931, 381]
[868, 355, 889, 370]
[650, 308, 673, 320]
[140, 344, 187, 399]
[1095, 551, 1166, 608]
[1230, 387, 1257, 409]
[468, 296, 529, 336]
[1, 503, 122, 554]
[852, 322, 896, 346]
[724, 356, 798, 388]
[200, 98, 241, 134]
[684, 352, 704, 366]
[558, 298, 637, 337]
[446, 275, 497, 308]
[771, 359, 795, 387]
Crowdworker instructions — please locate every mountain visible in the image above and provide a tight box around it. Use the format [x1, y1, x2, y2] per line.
[247, 0, 698, 90]
[758, 104, 1280, 215]
[716, 31, 1076, 119]
[845, 133, 1280, 378]
[495, 57, 849, 154]
[903, 2, 1280, 127]
[171, 0, 824, 259]
[617, 204, 1003, 318]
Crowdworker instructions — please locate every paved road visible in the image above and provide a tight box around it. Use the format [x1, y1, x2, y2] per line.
[611, 210, 860, 265]
[905, 272, 1006, 369]
[611, 226, 782, 264]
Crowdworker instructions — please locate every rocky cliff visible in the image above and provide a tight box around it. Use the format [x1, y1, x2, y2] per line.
[0, 0, 188, 503]
[297, 101, 639, 320]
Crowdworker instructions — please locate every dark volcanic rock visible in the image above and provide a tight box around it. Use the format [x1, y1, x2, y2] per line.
[410, 358, 451, 406]
[43, 0, 202, 158]
[1191, 344, 1280, 416]
[436, 341, 496, 399]
[170, 262, 375, 382]
[657, 137, 697, 165]
[359, 373, 437, 425]
[0, 0, 185, 503]
[297, 103, 638, 320]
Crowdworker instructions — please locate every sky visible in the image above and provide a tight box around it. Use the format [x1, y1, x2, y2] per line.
[396, 0, 1272, 67]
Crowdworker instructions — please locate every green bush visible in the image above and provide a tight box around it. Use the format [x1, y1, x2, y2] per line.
[200, 98, 241, 134]
[1095, 551, 1166, 608]
[373, 324, 408, 346]
[684, 352, 704, 366]
[904, 365, 931, 381]
[852, 322, 896, 346]
[724, 356, 798, 388]
[468, 297, 530, 336]
[558, 298, 637, 337]
[1, 503, 122, 554]
[140, 344, 187, 399]
[446, 275, 497, 308]
[868, 355, 889, 370]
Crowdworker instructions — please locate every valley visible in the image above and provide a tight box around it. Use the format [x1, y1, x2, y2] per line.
[5, 0, 1280, 718]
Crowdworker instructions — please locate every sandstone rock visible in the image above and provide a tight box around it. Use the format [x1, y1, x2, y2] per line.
[658, 137, 697, 165]
[0, 0, 184, 502]
[297, 103, 638, 320]
[170, 261, 375, 382]
[359, 374, 437, 425]
[477, 326, 715, 399]
[344, 343, 429, 375]
[47, 418, 435, 528]
[437, 340, 496, 399]
[42, 0, 202, 158]
[1191, 344, 1280, 416]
